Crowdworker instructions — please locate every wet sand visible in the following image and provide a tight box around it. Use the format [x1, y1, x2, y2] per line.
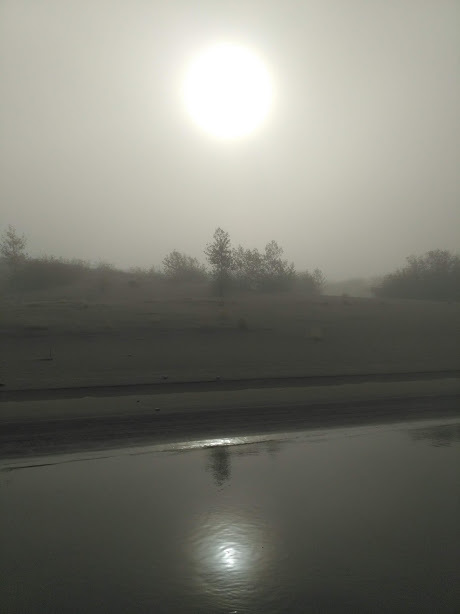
[2, 297, 459, 459]
[1, 377, 459, 460]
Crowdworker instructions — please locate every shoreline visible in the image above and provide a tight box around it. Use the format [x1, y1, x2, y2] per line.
[1, 377, 459, 461]
[1, 368, 459, 403]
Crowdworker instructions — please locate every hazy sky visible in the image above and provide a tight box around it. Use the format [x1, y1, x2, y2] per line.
[1, 0, 459, 279]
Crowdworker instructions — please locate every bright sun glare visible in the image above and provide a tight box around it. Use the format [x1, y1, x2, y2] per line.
[183, 43, 273, 139]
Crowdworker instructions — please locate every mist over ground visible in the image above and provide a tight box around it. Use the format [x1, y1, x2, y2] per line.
[1, 0, 459, 280]
[1, 6, 460, 614]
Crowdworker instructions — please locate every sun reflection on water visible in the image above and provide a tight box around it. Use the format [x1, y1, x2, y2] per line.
[194, 520, 252, 575]
[222, 546, 238, 568]
[184, 436, 282, 605]
[189, 507, 277, 605]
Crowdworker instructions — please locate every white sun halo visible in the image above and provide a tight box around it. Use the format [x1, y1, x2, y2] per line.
[183, 43, 273, 139]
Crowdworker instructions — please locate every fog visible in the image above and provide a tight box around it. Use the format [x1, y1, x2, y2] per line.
[1, 0, 459, 280]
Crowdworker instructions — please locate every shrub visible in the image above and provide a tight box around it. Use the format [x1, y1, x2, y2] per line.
[9, 257, 87, 291]
[163, 250, 207, 282]
[374, 250, 460, 301]
[232, 240, 297, 292]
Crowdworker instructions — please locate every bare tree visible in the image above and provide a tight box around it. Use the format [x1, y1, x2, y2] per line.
[204, 228, 233, 296]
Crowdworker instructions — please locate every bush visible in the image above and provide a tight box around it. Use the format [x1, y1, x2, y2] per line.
[9, 257, 87, 291]
[162, 250, 207, 282]
[232, 240, 297, 292]
[374, 250, 460, 301]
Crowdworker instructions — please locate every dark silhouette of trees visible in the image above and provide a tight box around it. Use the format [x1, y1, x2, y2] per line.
[232, 240, 323, 294]
[1, 224, 326, 297]
[204, 228, 324, 295]
[261, 240, 296, 291]
[162, 250, 207, 282]
[9, 256, 86, 291]
[0, 225, 27, 271]
[232, 245, 265, 290]
[204, 228, 233, 296]
[374, 249, 460, 300]
[232, 240, 296, 291]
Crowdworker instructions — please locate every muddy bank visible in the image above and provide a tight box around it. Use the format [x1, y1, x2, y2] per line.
[1, 378, 459, 460]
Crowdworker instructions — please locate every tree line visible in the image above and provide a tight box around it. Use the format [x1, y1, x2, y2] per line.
[373, 249, 460, 301]
[1, 224, 459, 300]
[202, 228, 325, 295]
[0, 225, 324, 295]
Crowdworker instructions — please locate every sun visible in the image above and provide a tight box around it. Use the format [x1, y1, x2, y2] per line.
[183, 43, 273, 139]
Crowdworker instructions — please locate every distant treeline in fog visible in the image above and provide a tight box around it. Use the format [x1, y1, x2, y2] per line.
[373, 250, 460, 301]
[1, 225, 459, 300]
[0, 226, 324, 297]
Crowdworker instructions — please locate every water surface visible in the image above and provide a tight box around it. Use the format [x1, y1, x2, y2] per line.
[1, 418, 459, 613]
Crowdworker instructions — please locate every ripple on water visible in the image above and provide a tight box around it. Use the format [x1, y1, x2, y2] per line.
[188, 507, 285, 607]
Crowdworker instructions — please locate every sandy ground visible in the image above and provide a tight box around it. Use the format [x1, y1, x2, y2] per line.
[1, 378, 459, 460]
[1, 294, 460, 390]
[1, 294, 459, 460]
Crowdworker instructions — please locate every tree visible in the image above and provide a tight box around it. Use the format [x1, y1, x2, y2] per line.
[261, 240, 296, 291]
[232, 239, 300, 292]
[204, 228, 233, 296]
[232, 245, 265, 290]
[162, 250, 207, 282]
[0, 225, 27, 270]
[312, 268, 326, 291]
[374, 249, 460, 300]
